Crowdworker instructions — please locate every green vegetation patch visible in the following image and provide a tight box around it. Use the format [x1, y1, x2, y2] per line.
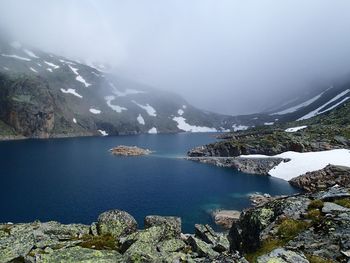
[306, 254, 335, 263]
[334, 198, 350, 208]
[78, 234, 118, 250]
[276, 218, 309, 241]
[245, 239, 284, 263]
[308, 199, 324, 210]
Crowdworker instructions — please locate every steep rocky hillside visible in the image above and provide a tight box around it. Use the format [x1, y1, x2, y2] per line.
[0, 39, 236, 139]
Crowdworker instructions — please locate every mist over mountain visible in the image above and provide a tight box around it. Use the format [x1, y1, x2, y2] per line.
[1, 0, 350, 114]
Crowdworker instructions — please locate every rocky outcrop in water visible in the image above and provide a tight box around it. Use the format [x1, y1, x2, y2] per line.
[289, 164, 350, 192]
[109, 146, 153, 156]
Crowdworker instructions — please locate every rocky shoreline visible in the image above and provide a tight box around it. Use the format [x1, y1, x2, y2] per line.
[185, 156, 286, 175]
[2, 184, 350, 262]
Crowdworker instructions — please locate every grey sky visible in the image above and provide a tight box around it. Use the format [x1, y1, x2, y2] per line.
[1, 0, 350, 114]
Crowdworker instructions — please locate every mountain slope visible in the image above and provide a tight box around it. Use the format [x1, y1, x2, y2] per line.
[0, 39, 235, 139]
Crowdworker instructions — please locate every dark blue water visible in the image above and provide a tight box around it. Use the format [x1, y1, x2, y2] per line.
[0, 133, 299, 232]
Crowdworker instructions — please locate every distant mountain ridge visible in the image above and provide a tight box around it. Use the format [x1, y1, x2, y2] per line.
[0, 39, 237, 139]
[1, 37, 350, 140]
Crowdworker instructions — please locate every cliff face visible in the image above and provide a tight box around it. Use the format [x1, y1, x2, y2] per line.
[0, 75, 55, 138]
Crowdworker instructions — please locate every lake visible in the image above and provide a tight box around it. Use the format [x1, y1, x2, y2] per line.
[0, 133, 300, 233]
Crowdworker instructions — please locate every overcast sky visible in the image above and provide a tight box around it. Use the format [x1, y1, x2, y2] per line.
[1, 0, 350, 114]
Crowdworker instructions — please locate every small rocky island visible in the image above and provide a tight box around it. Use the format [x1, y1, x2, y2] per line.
[109, 145, 153, 156]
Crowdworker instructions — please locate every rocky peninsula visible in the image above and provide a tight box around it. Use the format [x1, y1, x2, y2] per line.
[109, 146, 153, 156]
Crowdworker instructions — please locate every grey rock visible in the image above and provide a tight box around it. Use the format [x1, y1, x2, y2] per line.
[187, 236, 220, 258]
[322, 202, 350, 213]
[144, 215, 181, 238]
[257, 248, 309, 263]
[35, 246, 124, 262]
[97, 210, 137, 238]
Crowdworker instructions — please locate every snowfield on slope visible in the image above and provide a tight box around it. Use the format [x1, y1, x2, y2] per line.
[60, 88, 83, 98]
[105, 96, 127, 113]
[240, 149, 350, 181]
[173, 116, 217, 132]
[68, 65, 91, 87]
[285, 126, 307, 132]
[133, 101, 157, 116]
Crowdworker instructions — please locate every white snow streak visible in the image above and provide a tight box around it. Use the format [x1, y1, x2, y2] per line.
[98, 130, 108, 136]
[285, 126, 307, 133]
[105, 96, 127, 113]
[29, 67, 38, 73]
[232, 124, 249, 131]
[68, 65, 91, 87]
[60, 88, 83, 98]
[1, 54, 31, 61]
[89, 108, 101, 114]
[298, 89, 350, 120]
[264, 122, 274, 126]
[272, 90, 326, 115]
[23, 49, 39, 58]
[73, 118, 77, 124]
[132, 101, 157, 116]
[173, 116, 217, 132]
[109, 82, 144, 97]
[44, 61, 60, 69]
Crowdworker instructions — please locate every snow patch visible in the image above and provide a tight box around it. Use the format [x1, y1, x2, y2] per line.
[232, 124, 249, 131]
[23, 49, 39, 58]
[272, 90, 326, 115]
[44, 61, 60, 69]
[1, 54, 31, 61]
[60, 88, 83, 98]
[29, 67, 38, 73]
[285, 126, 307, 133]
[68, 65, 91, 87]
[182, 105, 187, 109]
[109, 82, 144, 97]
[298, 89, 350, 120]
[105, 96, 127, 113]
[240, 149, 350, 181]
[264, 122, 274, 126]
[173, 116, 217, 132]
[132, 101, 157, 116]
[148, 127, 158, 134]
[73, 118, 77, 124]
[177, 109, 184, 116]
[89, 108, 101, 114]
[47, 68, 53, 72]
[137, 114, 145, 125]
[98, 130, 108, 136]
[2, 67, 9, 71]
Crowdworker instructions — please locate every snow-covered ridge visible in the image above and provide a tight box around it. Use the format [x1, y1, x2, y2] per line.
[240, 149, 350, 181]
[271, 90, 326, 115]
[132, 101, 157, 116]
[1, 54, 31, 61]
[60, 88, 83, 99]
[298, 89, 350, 121]
[105, 96, 127, 113]
[173, 116, 217, 132]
